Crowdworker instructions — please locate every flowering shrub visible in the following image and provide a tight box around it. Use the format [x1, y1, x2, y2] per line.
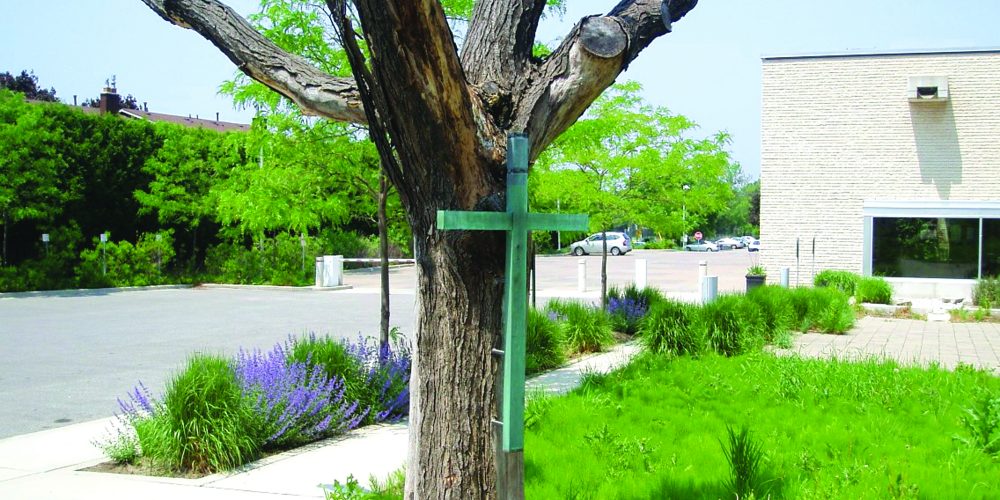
[235, 343, 364, 447]
[100, 334, 412, 473]
[344, 335, 411, 423]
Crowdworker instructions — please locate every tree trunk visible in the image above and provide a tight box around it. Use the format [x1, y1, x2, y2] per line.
[378, 170, 390, 349]
[406, 227, 505, 498]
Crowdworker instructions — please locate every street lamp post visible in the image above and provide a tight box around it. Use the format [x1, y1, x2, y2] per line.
[682, 184, 690, 244]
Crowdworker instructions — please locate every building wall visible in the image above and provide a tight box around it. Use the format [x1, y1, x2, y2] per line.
[760, 51, 1000, 286]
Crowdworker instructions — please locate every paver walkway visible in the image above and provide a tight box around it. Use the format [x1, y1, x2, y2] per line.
[780, 316, 1000, 374]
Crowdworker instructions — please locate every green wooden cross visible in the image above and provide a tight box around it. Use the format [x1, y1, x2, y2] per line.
[437, 134, 588, 455]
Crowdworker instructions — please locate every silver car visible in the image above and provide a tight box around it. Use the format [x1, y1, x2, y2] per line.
[683, 240, 719, 252]
[570, 232, 631, 256]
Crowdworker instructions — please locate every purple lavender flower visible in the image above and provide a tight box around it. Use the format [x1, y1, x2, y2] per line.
[234, 343, 363, 447]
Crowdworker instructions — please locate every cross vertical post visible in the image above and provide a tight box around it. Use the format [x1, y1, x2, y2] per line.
[435, 134, 588, 499]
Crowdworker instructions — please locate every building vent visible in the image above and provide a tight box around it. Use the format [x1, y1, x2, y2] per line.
[907, 76, 949, 102]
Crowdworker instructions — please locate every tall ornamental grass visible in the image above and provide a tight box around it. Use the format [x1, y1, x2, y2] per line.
[135, 354, 261, 473]
[547, 300, 614, 353]
[639, 299, 705, 355]
[526, 308, 566, 375]
[813, 269, 859, 296]
[855, 276, 893, 304]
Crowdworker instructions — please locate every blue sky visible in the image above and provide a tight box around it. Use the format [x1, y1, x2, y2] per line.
[3, 1, 999, 180]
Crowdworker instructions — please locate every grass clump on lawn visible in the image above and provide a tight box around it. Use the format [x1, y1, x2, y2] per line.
[525, 352, 1000, 499]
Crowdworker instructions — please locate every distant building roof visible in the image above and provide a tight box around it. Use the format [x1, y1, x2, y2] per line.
[28, 86, 250, 133]
[117, 108, 250, 133]
[762, 46, 1000, 61]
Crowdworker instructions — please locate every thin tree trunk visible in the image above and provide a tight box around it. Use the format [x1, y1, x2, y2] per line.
[2, 211, 7, 267]
[601, 230, 608, 310]
[378, 170, 390, 349]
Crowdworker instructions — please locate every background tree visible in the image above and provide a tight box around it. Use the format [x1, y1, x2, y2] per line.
[134, 122, 244, 267]
[139, 0, 700, 496]
[534, 82, 739, 301]
[0, 91, 65, 264]
[0, 70, 58, 102]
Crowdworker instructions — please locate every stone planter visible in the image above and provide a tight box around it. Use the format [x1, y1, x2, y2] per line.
[746, 274, 766, 292]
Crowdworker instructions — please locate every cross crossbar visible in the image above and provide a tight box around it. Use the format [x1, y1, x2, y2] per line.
[437, 210, 588, 232]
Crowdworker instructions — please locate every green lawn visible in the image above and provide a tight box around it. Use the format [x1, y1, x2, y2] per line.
[525, 353, 1000, 499]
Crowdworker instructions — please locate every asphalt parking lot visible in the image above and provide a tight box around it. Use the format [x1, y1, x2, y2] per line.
[0, 249, 755, 438]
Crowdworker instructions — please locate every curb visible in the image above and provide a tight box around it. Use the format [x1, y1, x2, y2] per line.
[0, 284, 193, 299]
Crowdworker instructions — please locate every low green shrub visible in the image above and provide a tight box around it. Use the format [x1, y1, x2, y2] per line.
[974, 276, 1000, 309]
[526, 308, 566, 375]
[640, 299, 705, 355]
[0, 223, 84, 292]
[75, 231, 175, 288]
[814, 269, 859, 296]
[138, 354, 260, 472]
[697, 295, 766, 356]
[548, 300, 613, 353]
[856, 276, 893, 304]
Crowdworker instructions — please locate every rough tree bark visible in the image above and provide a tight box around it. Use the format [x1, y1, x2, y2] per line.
[138, 0, 698, 497]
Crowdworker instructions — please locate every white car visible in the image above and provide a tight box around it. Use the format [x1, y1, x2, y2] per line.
[715, 237, 744, 250]
[570, 232, 632, 256]
[747, 240, 761, 252]
[683, 240, 718, 252]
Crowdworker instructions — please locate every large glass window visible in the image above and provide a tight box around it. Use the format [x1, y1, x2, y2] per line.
[983, 219, 1000, 277]
[873, 217, 979, 279]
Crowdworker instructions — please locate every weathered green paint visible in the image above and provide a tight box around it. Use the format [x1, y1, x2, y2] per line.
[435, 134, 588, 452]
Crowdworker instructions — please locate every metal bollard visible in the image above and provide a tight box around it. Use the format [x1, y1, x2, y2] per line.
[577, 259, 587, 293]
[701, 275, 718, 304]
[635, 259, 647, 289]
[780, 267, 790, 288]
[698, 260, 708, 286]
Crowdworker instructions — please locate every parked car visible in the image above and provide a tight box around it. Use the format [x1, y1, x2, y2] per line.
[570, 232, 632, 256]
[740, 236, 758, 246]
[747, 240, 761, 252]
[683, 240, 718, 252]
[715, 237, 744, 250]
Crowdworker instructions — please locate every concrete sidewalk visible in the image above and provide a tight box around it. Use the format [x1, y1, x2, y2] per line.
[0, 343, 640, 499]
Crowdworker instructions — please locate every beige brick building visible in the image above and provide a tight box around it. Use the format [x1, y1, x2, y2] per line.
[760, 49, 1000, 299]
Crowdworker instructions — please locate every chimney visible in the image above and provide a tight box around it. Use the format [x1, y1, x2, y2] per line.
[99, 86, 121, 115]
[73, 95, 78, 106]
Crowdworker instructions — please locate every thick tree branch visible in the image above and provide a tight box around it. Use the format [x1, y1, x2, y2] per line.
[354, 1, 500, 214]
[513, 0, 698, 160]
[461, 0, 546, 87]
[140, 0, 367, 123]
